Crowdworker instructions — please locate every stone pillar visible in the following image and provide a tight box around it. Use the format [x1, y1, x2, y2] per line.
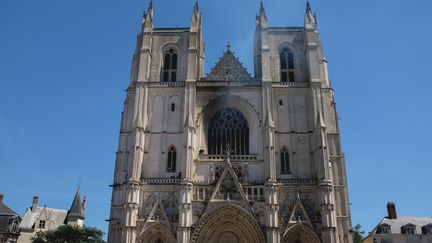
[265, 180, 279, 243]
[177, 182, 193, 243]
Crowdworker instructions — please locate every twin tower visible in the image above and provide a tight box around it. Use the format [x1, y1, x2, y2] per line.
[108, 1, 353, 243]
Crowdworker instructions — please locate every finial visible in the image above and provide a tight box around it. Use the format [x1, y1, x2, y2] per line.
[194, 0, 199, 11]
[77, 180, 81, 191]
[225, 142, 231, 157]
[306, 0, 311, 12]
[226, 42, 232, 50]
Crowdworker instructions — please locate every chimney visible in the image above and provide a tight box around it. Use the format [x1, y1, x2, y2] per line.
[31, 195, 39, 212]
[387, 201, 397, 219]
[82, 196, 86, 211]
[0, 193, 4, 203]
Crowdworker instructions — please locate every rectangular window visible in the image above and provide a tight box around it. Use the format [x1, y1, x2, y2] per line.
[39, 220, 46, 229]
[171, 103, 175, 111]
[162, 71, 169, 82]
[289, 72, 295, 82]
[171, 71, 177, 82]
[279, 100, 283, 106]
[281, 72, 287, 82]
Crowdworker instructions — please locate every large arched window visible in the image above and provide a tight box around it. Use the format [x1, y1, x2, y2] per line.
[281, 146, 290, 174]
[208, 107, 249, 155]
[280, 48, 295, 82]
[161, 49, 178, 82]
[167, 146, 176, 172]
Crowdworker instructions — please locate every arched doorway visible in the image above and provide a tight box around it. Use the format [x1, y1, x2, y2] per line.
[191, 203, 265, 243]
[282, 224, 321, 243]
[136, 223, 176, 243]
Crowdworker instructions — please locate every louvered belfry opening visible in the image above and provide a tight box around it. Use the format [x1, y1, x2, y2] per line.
[208, 107, 249, 155]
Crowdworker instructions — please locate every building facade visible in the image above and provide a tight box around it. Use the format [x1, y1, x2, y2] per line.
[364, 202, 432, 243]
[108, 1, 353, 243]
[0, 194, 21, 243]
[18, 191, 85, 243]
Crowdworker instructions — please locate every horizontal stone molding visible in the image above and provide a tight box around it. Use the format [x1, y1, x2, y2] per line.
[197, 154, 260, 162]
[148, 82, 186, 87]
[277, 179, 318, 185]
[268, 27, 303, 32]
[272, 82, 310, 88]
[197, 81, 262, 87]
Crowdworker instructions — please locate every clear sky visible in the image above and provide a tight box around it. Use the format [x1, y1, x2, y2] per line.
[1, 0, 431, 238]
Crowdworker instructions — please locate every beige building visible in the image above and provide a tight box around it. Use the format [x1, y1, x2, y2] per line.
[18, 191, 85, 243]
[108, 1, 353, 242]
[364, 202, 432, 243]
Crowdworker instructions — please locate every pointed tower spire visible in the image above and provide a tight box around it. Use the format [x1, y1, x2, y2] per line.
[142, 0, 154, 30]
[306, 0, 312, 12]
[193, 0, 199, 12]
[190, 0, 201, 31]
[66, 188, 85, 226]
[257, 1, 268, 28]
[304, 0, 316, 29]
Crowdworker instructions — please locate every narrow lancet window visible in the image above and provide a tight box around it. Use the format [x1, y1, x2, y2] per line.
[280, 48, 295, 82]
[281, 146, 290, 174]
[167, 146, 177, 172]
[161, 49, 178, 82]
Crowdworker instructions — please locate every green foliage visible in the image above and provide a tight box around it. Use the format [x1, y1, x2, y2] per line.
[353, 224, 365, 243]
[32, 225, 106, 243]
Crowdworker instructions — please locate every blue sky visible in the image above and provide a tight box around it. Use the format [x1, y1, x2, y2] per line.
[1, 0, 431, 237]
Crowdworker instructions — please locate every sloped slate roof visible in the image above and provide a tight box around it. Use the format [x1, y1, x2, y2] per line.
[68, 190, 84, 219]
[372, 216, 432, 234]
[0, 201, 19, 216]
[20, 207, 68, 230]
[206, 48, 252, 81]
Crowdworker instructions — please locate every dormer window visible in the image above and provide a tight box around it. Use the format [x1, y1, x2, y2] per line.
[422, 224, 432, 235]
[280, 48, 295, 82]
[401, 224, 416, 234]
[39, 220, 46, 229]
[377, 224, 391, 234]
[162, 49, 177, 82]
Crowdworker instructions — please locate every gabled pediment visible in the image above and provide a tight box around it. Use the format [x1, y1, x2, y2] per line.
[206, 47, 252, 81]
[209, 160, 248, 202]
[286, 192, 313, 229]
[144, 200, 172, 232]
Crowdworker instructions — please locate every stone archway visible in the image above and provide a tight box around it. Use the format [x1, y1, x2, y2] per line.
[282, 224, 321, 243]
[136, 223, 176, 243]
[191, 203, 265, 243]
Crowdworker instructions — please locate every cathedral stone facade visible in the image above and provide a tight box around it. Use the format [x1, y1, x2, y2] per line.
[108, 1, 353, 243]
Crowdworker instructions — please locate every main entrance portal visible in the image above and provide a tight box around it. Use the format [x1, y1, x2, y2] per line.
[191, 204, 265, 243]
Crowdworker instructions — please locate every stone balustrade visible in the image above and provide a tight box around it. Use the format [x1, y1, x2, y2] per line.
[197, 154, 259, 162]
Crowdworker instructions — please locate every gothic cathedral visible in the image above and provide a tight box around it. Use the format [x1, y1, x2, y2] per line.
[108, 1, 353, 243]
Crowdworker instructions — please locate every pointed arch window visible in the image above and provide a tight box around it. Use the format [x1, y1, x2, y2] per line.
[280, 48, 295, 82]
[162, 48, 178, 82]
[281, 146, 291, 174]
[167, 146, 177, 172]
[208, 107, 249, 155]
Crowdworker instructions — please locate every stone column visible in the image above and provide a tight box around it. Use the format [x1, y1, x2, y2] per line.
[177, 182, 193, 243]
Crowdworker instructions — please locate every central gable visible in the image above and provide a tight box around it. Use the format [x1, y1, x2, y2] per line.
[205, 46, 252, 81]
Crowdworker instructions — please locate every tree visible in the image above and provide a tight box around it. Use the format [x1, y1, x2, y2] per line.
[353, 223, 365, 243]
[32, 225, 106, 243]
